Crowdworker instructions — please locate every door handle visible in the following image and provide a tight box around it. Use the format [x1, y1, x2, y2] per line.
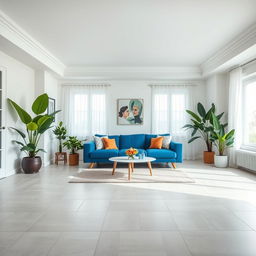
[0, 127, 5, 130]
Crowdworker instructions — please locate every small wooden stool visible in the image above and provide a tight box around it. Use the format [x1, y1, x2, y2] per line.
[55, 152, 67, 165]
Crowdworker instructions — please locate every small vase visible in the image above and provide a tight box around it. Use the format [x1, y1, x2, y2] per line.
[128, 155, 135, 160]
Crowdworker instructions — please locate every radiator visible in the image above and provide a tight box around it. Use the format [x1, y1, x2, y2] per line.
[237, 150, 256, 171]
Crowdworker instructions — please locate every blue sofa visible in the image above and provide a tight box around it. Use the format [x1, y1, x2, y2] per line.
[83, 134, 182, 166]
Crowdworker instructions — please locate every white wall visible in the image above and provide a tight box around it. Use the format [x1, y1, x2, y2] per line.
[0, 50, 35, 176]
[206, 73, 228, 119]
[43, 71, 60, 166]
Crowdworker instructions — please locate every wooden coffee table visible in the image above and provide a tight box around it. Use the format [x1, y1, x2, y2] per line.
[109, 156, 156, 180]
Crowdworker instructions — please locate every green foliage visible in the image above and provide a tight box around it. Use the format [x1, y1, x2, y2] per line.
[63, 136, 83, 154]
[211, 113, 235, 156]
[8, 94, 60, 157]
[183, 102, 224, 152]
[53, 122, 67, 153]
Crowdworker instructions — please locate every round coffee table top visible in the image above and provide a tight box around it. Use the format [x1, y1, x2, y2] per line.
[109, 156, 156, 163]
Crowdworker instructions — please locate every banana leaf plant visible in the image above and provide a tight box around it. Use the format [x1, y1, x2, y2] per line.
[183, 102, 224, 152]
[8, 93, 60, 157]
[211, 113, 235, 156]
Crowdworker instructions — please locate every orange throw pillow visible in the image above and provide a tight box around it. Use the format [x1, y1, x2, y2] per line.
[102, 138, 118, 149]
[149, 137, 163, 149]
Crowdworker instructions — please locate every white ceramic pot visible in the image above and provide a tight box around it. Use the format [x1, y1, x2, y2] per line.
[214, 155, 228, 168]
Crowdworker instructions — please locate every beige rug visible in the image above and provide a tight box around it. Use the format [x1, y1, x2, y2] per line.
[69, 168, 195, 183]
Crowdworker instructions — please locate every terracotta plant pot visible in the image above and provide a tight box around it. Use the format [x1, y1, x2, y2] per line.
[21, 156, 42, 174]
[203, 151, 215, 164]
[69, 153, 79, 166]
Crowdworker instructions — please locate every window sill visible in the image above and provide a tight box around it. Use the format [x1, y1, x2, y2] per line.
[239, 146, 256, 153]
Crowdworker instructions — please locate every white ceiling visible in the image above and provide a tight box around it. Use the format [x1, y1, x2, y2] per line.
[0, 0, 256, 67]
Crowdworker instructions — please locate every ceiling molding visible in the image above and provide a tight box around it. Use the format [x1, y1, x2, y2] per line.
[201, 23, 256, 77]
[0, 10, 65, 76]
[64, 66, 202, 80]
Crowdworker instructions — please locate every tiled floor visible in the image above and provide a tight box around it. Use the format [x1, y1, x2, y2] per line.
[0, 161, 256, 255]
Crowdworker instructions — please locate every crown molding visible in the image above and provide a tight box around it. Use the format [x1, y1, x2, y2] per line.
[64, 66, 202, 80]
[0, 10, 65, 76]
[201, 23, 256, 77]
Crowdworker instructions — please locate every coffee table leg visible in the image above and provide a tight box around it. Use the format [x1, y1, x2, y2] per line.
[112, 161, 117, 175]
[132, 162, 134, 172]
[128, 163, 131, 180]
[147, 161, 153, 176]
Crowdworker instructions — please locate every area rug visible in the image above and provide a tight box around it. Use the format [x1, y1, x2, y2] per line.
[68, 168, 195, 183]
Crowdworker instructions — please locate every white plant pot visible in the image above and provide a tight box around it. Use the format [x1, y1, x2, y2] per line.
[214, 155, 228, 168]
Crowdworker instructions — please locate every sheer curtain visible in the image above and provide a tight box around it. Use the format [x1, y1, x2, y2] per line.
[62, 85, 108, 139]
[228, 67, 242, 167]
[151, 84, 203, 160]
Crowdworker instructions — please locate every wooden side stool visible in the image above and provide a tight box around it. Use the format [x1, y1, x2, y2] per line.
[55, 152, 67, 165]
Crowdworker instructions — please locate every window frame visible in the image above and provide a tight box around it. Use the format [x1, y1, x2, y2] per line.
[240, 75, 256, 151]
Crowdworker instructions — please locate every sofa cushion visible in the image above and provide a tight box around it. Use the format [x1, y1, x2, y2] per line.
[90, 149, 119, 159]
[95, 134, 120, 148]
[118, 148, 147, 157]
[119, 134, 145, 149]
[145, 134, 170, 149]
[146, 149, 177, 159]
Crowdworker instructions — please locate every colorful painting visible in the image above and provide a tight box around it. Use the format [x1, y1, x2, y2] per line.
[117, 99, 143, 125]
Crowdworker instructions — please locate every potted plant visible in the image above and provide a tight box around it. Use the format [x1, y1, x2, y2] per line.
[8, 93, 60, 173]
[53, 121, 67, 153]
[183, 102, 224, 164]
[63, 136, 83, 166]
[211, 113, 235, 168]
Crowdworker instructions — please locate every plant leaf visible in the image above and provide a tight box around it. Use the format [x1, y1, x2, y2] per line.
[27, 122, 38, 131]
[8, 99, 32, 124]
[48, 110, 61, 116]
[9, 127, 26, 138]
[38, 116, 54, 133]
[217, 112, 224, 120]
[197, 102, 206, 118]
[191, 128, 198, 136]
[186, 110, 201, 123]
[12, 140, 24, 146]
[188, 136, 201, 143]
[32, 93, 49, 115]
[225, 129, 235, 140]
[212, 113, 220, 130]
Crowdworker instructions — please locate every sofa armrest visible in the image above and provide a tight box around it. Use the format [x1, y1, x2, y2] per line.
[83, 141, 96, 162]
[170, 141, 183, 163]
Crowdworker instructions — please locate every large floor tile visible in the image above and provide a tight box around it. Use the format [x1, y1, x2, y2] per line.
[234, 211, 256, 230]
[94, 231, 191, 256]
[3, 232, 60, 256]
[0, 212, 43, 231]
[108, 200, 168, 212]
[0, 232, 23, 254]
[29, 212, 105, 231]
[102, 211, 141, 231]
[48, 232, 99, 256]
[140, 212, 178, 230]
[181, 230, 256, 256]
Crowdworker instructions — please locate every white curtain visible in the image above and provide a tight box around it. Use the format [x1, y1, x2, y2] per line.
[62, 85, 108, 139]
[151, 84, 203, 160]
[228, 67, 242, 167]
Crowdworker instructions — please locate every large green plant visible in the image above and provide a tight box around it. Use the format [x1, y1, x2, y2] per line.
[211, 113, 235, 156]
[8, 94, 60, 157]
[63, 136, 83, 154]
[53, 121, 67, 153]
[183, 102, 224, 152]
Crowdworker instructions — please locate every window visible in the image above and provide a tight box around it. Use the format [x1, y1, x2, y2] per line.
[152, 87, 188, 136]
[62, 85, 107, 139]
[242, 79, 256, 148]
